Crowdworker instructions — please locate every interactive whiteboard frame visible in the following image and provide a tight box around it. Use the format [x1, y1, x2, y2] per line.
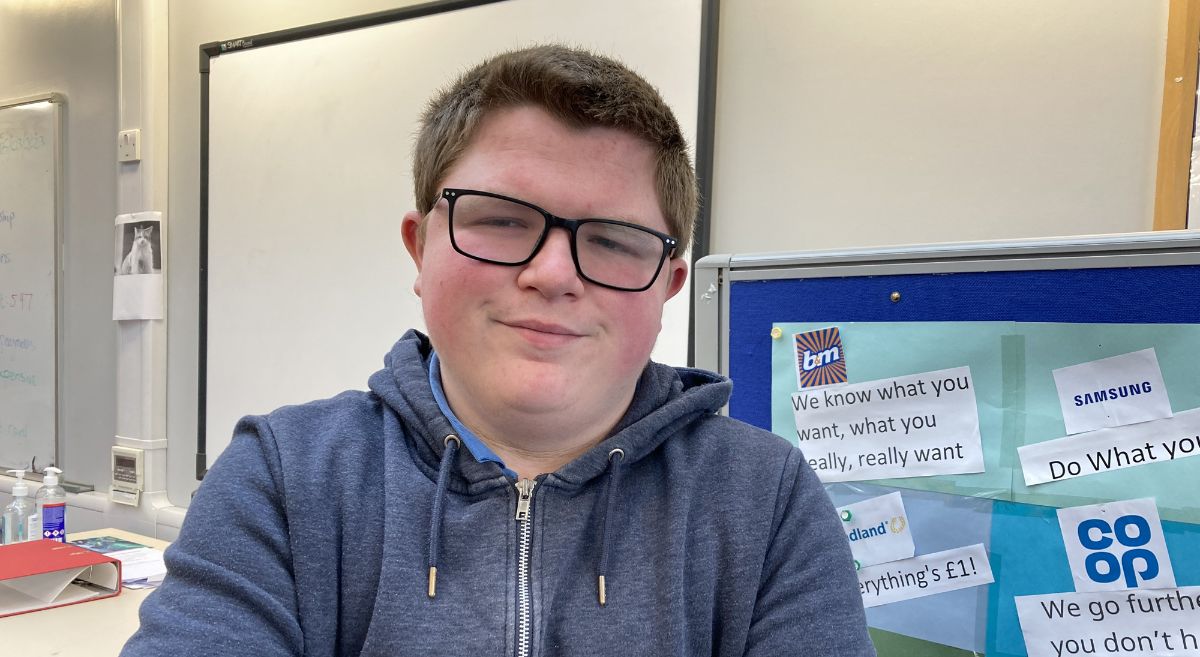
[196, 0, 715, 479]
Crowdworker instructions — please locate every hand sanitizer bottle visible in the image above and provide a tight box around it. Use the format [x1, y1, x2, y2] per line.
[3, 470, 36, 544]
[34, 466, 67, 542]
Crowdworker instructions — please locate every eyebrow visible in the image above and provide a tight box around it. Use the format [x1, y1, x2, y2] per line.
[476, 189, 658, 226]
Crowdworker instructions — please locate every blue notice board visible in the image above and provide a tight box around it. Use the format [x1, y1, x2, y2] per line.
[693, 233, 1200, 657]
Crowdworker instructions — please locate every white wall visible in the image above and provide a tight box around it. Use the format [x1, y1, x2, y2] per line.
[711, 0, 1170, 254]
[2, 1, 1182, 528]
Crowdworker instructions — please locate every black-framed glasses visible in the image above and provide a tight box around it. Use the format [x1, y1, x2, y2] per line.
[441, 188, 678, 292]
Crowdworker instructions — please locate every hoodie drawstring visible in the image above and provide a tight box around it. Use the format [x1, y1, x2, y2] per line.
[596, 448, 625, 606]
[428, 434, 460, 598]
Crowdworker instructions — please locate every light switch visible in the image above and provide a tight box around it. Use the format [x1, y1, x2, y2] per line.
[118, 129, 141, 163]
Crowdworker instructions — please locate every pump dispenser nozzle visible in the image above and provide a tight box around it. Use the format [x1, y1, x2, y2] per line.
[42, 466, 62, 487]
[6, 469, 29, 497]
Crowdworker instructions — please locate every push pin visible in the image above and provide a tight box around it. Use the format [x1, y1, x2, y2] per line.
[770, 327, 783, 339]
[890, 291, 901, 303]
[840, 509, 852, 522]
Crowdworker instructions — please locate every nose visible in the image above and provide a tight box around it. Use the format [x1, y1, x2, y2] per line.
[516, 227, 585, 298]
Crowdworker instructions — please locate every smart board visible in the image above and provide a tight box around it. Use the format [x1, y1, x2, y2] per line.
[200, 0, 701, 472]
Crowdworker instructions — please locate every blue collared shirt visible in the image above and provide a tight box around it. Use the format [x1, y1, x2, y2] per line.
[428, 351, 518, 479]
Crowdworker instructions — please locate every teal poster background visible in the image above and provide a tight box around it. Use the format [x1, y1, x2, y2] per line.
[771, 322, 1200, 655]
[771, 322, 1200, 521]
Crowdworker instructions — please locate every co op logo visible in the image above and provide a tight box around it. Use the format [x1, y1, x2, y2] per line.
[1077, 514, 1159, 588]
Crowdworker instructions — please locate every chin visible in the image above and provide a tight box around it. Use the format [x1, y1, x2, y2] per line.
[506, 365, 574, 391]
[496, 366, 579, 399]
[494, 385, 572, 415]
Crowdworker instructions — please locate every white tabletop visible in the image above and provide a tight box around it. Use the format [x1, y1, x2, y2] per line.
[0, 528, 169, 657]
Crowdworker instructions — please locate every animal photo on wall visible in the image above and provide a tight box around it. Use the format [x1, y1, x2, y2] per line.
[112, 211, 164, 320]
[115, 220, 161, 275]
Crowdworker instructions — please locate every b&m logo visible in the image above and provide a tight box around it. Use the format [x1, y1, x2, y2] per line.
[1077, 514, 1159, 589]
[794, 327, 847, 389]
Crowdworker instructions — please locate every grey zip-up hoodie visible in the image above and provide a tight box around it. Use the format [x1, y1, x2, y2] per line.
[122, 331, 874, 656]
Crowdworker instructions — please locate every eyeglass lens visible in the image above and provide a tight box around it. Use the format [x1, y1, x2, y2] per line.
[449, 193, 667, 290]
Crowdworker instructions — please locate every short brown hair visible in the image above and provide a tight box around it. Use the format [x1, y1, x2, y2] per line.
[413, 44, 697, 253]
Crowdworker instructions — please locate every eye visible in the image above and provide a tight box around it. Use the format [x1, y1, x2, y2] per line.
[475, 216, 532, 230]
[452, 194, 543, 233]
[586, 234, 640, 256]
[580, 223, 659, 260]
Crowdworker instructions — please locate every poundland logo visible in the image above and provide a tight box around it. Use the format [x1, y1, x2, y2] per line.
[848, 517, 907, 542]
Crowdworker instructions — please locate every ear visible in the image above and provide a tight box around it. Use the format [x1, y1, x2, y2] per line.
[663, 257, 689, 300]
[401, 210, 426, 297]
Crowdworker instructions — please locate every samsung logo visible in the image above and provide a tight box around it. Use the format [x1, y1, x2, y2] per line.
[1074, 381, 1153, 407]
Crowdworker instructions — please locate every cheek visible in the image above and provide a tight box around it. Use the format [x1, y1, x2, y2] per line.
[606, 297, 666, 363]
[415, 257, 462, 321]
[418, 257, 500, 328]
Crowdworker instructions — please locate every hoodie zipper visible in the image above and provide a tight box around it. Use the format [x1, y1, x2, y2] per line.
[515, 478, 536, 657]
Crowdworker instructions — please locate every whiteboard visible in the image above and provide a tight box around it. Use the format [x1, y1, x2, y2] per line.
[203, 0, 701, 469]
[0, 95, 60, 471]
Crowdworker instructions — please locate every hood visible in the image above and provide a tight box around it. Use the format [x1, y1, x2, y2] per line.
[368, 329, 735, 605]
[367, 329, 733, 489]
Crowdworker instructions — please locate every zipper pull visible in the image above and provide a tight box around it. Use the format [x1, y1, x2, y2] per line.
[515, 479, 536, 521]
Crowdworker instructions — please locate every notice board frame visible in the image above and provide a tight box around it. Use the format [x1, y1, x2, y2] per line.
[694, 231, 1200, 421]
[692, 230, 1200, 656]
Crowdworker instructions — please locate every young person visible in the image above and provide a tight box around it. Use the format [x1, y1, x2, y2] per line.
[122, 45, 874, 657]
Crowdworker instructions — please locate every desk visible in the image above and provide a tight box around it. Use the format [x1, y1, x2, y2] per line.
[0, 528, 168, 657]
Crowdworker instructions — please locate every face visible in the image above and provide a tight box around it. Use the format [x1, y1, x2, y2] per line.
[402, 106, 688, 429]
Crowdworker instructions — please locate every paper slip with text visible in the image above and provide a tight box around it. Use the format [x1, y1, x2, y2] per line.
[1016, 587, 1200, 657]
[1052, 349, 1171, 435]
[857, 543, 993, 608]
[791, 366, 984, 482]
[1018, 407, 1200, 486]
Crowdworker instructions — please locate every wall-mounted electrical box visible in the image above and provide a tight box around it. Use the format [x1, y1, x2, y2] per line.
[111, 445, 144, 506]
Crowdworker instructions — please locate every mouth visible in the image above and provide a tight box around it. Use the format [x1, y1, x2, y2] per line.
[496, 318, 590, 350]
[503, 319, 585, 337]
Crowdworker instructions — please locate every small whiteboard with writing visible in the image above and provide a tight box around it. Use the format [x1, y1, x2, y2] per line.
[0, 95, 60, 471]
